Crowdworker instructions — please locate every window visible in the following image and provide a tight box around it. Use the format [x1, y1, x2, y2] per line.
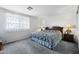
[6, 13, 30, 31]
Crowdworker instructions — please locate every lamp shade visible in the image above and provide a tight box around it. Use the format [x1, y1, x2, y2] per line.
[66, 24, 72, 28]
[65, 24, 73, 34]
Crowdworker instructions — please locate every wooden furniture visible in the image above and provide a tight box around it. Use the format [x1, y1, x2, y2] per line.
[45, 26, 63, 34]
[63, 34, 75, 43]
[52, 26, 63, 34]
[45, 26, 63, 38]
[0, 41, 4, 50]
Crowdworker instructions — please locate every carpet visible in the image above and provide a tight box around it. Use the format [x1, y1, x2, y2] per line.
[0, 38, 78, 54]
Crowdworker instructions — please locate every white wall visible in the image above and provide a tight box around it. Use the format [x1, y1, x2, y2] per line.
[41, 6, 77, 34]
[43, 13, 76, 27]
[0, 9, 40, 43]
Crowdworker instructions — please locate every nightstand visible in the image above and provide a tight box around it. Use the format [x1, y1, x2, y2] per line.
[63, 34, 75, 43]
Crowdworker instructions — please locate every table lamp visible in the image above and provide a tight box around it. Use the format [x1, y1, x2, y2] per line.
[65, 24, 72, 34]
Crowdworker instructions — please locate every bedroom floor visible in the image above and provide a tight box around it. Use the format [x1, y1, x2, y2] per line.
[54, 41, 79, 54]
[0, 38, 78, 54]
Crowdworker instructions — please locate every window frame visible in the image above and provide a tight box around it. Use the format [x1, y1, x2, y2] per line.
[5, 13, 30, 32]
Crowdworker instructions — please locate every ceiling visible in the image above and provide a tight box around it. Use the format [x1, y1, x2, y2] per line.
[0, 5, 78, 16]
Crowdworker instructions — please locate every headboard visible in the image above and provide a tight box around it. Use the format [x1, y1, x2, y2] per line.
[52, 26, 63, 34]
[45, 26, 63, 34]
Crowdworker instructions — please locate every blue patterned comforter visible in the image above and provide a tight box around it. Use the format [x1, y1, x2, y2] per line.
[31, 30, 62, 49]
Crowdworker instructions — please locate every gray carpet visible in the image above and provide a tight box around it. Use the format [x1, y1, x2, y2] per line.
[0, 38, 78, 54]
[53, 41, 79, 54]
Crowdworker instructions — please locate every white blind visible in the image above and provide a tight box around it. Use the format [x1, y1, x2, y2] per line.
[6, 13, 30, 31]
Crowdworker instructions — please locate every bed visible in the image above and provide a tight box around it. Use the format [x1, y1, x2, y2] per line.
[31, 26, 63, 49]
